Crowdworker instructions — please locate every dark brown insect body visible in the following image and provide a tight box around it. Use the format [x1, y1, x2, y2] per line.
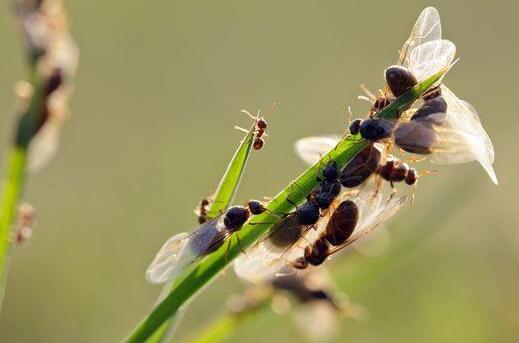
[309, 161, 342, 210]
[385, 65, 418, 97]
[247, 200, 267, 215]
[191, 205, 252, 255]
[363, 65, 416, 119]
[197, 198, 211, 224]
[270, 274, 340, 309]
[393, 117, 440, 155]
[324, 200, 359, 246]
[377, 157, 417, 186]
[339, 143, 382, 188]
[191, 200, 268, 255]
[253, 117, 268, 150]
[293, 237, 329, 269]
[369, 96, 395, 116]
[293, 199, 360, 269]
[411, 96, 447, 122]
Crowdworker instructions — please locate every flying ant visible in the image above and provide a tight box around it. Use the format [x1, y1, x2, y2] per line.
[339, 143, 382, 188]
[292, 194, 406, 271]
[146, 200, 267, 284]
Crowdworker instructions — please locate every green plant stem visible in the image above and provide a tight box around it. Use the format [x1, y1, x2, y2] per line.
[147, 126, 257, 343]
[126, 69, 448, 343]
[0, 147, 28, 311]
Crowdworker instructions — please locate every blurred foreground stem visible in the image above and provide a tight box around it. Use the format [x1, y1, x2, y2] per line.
[0, 147, 28, 310]
[187, 304, 269, 343]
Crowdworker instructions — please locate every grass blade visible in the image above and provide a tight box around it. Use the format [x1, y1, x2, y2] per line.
[126, 68, 448, 343]
[147, 124, 257, 342]
[205, 124, 256, 219]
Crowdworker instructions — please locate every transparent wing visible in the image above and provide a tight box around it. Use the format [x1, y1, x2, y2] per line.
[294, 135, 341, 165]
[146, 219, 223, 284]
[329, 192, 407, 255]
[145, 232, 192, 284]
[351, 225, 391, 256]
[429, 86, 497, 184]
[234, 214, 328, 283]
[399, 7, 442, 65]
[407, 39, 456, 81]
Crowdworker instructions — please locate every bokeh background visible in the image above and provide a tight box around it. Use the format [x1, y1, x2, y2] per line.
[0, 1, 517, 342]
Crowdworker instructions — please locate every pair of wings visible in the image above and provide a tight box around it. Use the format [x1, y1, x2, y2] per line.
[397, 8, 496, 183]
[398, 7, 455, 83]
[233, 188, 406, 283]
[294, 85, 497, 186]
[146, 217, 227, 284]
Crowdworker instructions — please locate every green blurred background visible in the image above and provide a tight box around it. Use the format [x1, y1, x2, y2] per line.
[0, 1, 517, 342]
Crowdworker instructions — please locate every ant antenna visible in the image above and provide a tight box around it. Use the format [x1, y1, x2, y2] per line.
[346, 106, 353, 125]
[358, 95, 372, 103]
[241, 109, 258, 121]
[267, 102, 276, 116]
[360, 84, 377, 101]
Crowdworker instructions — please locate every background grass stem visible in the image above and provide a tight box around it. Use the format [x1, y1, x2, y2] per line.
[0, 147, 28, 312]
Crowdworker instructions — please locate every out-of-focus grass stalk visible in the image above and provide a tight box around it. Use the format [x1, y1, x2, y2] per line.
[0, 76, 46, 310]
[126, 68, 448, 343]
[148, 125, 257, 342]
[0, 0, 78, 312]
[0, 147, 28, 306]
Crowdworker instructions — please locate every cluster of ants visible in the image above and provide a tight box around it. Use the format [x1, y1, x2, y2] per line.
[192, 66, 443, 269]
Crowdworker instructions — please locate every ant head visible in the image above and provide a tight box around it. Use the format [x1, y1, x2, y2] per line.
[247, 200, 266, 215]
[405, 168, 418, 185]
[293, 256, 308, 270]
[349, 118, 362, 135]
[322, 161, 339, 182]
[257, 118, 267, 129]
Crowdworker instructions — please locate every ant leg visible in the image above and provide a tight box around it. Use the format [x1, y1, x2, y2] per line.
[286, 182, 307, 206]
[249, 220, 275, 226]
[411, 183, 417, 204]
[241, 109, 259, 121]
[286, 198, 298, 208]
[403, 156, 426, 164]
[387, 183, 398, 203]
[372, 174, 384, 199]
[360, 84, 377, 101]
[224, 238, 232, 264]
[346, 106, 353, 126]
[236, 234, 247, 255]
[264, 208, 282, 218]
[420, 169, 439, 177]
[234, 126, 249, 134]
